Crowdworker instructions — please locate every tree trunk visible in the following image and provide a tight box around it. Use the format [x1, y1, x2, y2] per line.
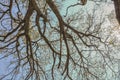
[113, 0, 120, 24]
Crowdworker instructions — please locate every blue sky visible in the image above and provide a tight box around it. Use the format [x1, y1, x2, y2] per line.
[0, 0, 116, 80]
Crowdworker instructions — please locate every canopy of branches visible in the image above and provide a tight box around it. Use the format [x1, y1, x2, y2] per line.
[0, 0, 119, 80]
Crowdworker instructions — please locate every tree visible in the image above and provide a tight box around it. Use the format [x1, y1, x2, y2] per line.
[112, 0, 120, 24]
[0, 0, 118, 80]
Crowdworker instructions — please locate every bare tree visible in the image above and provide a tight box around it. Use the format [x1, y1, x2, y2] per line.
[0, 0, 118, 80]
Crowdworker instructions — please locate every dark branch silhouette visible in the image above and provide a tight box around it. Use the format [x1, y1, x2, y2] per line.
[0, 0, 118, 80]
[112, 0, 120, 24]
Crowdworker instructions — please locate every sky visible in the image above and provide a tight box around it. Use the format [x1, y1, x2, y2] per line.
[0, 0, 118, 80]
